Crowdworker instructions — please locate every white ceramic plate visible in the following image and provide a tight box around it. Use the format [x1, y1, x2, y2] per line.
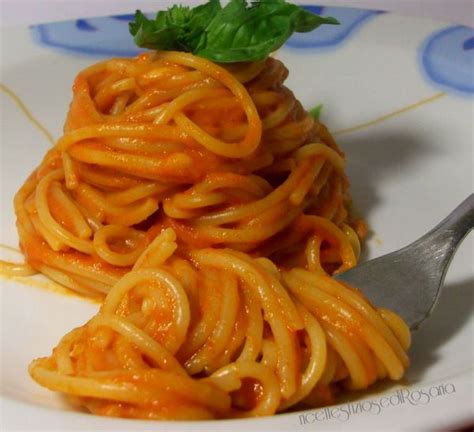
[1, 4, 473, 431]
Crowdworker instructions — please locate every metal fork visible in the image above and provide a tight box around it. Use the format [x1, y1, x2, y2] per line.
[335, 194, 474, 330]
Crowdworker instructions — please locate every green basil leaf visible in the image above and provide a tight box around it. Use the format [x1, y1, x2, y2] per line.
[195, 0, 338, 62]
[309, 104, 323, 119]
[129, 1, 221, 52]
[129, 9, 185, 50]
[179, 0, 222, 51]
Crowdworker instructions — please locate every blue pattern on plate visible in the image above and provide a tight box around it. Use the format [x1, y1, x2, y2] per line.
[285, 6, 381, 49]
[420, 26, 474, 94]
[75, 19, 97, 32]
[30, 14, 146, 57]
[30, 7, 381, 57]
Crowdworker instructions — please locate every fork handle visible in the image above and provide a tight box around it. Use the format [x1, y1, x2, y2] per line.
[426, 194, 474, 248]
[410, 194, 474, 275]
[398, 194, 473, 328]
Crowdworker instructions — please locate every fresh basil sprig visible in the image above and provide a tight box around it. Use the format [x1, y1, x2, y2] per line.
[129, 0, 339, 63]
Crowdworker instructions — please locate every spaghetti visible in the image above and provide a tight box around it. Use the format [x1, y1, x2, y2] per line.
[9, 51, 365, 296]
[4, 50, 409, 419]
[29, 228, 410, 419]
